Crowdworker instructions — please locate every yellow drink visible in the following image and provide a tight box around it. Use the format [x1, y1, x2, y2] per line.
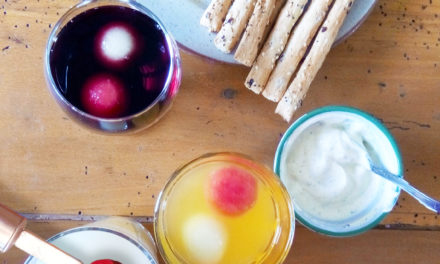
[155, 153, 294, 264]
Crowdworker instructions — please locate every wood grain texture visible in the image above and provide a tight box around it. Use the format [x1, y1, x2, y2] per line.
[0, 0, 440, 262]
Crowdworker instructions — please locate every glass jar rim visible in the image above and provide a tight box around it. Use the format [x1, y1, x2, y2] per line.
[24, 226, 158, 264]
[154, 152, 295, 263]
[274, 105, 403, 237]
[44, 0, 178, 123]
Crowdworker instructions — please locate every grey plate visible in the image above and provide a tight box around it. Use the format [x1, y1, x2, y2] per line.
[141, 0, 377, 64]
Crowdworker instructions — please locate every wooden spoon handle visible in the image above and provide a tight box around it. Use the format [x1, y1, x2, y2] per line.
[15, 230, 82, 264]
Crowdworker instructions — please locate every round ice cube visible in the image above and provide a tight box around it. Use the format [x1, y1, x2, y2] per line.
[95, 22, 139, 68]
[102, 27, 132, 59]
[182, 214, 226, 263]
[80, 73, 128, 118]
[90, 260, 121, 264]
[209, 166, 257, 215]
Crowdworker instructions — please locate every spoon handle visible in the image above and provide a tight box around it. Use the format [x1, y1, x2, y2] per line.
[371, 165, 440, 214]
[15, 230, 83, 264]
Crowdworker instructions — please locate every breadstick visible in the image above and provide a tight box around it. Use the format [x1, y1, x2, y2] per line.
[276, 0, 354, 122]
[200, 0, 234, 32]
[263, 0, 333, 102]
[234, 0, 277, 66]
[245, 0, 308, 94]
[214, 0, 257, 53]
[260, 0, 287, 50]
[247, 0, 286, 62]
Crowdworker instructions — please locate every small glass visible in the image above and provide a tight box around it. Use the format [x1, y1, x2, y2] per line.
[45, 0, 181, 133]
[154, 152, 295, 264]
[24, 216, 159, 263]
[275, 105, 403, 236]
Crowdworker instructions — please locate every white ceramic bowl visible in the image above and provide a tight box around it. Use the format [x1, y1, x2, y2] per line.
[142, 0, 378, 63]
[274, 106, 403, 236]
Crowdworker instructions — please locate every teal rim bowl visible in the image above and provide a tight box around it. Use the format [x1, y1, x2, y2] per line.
[274, 105, 403, 237]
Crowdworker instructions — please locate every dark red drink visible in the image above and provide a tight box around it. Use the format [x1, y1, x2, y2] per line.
[49, 5, 174, 119]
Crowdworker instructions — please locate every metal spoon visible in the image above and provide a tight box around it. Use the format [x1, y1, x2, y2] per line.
[362, 140, 440, 214]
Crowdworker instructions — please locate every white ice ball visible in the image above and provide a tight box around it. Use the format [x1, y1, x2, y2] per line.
[182, 214, 227, 263]
[100, 25, 134, 61]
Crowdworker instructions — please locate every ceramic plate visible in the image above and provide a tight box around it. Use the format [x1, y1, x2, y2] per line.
[141, 0, 377, 64]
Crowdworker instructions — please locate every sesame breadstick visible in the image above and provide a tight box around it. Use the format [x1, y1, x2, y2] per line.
[276, 0, 354, 122]
[244, 0, 309, 94]
[263, 0, 333, 102]
[200, 0, 234, 32]
[259, 0, 287, 50]
[214, 0, 257, 53]
[234, 0, 277, 66]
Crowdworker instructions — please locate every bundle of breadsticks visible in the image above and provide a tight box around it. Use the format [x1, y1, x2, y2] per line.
[200, 0, 354, 122]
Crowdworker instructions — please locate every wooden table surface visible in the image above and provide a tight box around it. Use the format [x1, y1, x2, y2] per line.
[1, 0, 440, 263]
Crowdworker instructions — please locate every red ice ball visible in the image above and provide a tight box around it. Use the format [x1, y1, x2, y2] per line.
[90, 259, 122, 264]
[208, 166, 258, 216]
[80, 73, 128, 118]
